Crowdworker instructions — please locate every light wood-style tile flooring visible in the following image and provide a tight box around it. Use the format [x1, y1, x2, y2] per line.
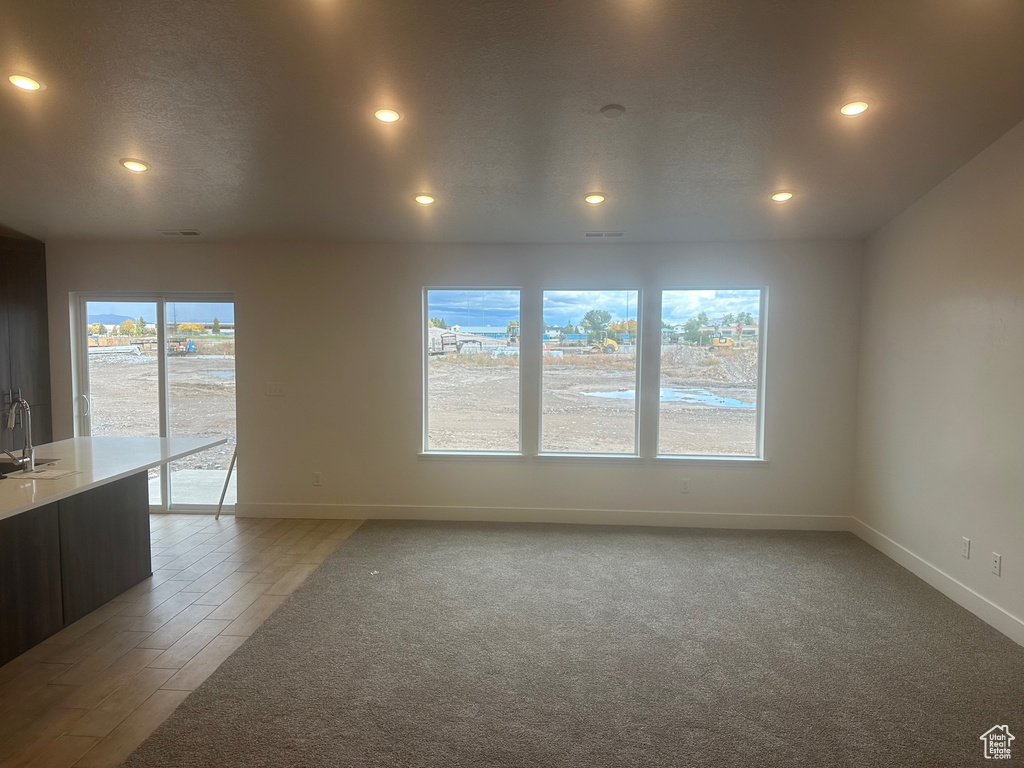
[0, 513, 363, 768]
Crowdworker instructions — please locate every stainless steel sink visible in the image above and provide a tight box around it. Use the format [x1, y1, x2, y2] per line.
[0, 458, 59, 475]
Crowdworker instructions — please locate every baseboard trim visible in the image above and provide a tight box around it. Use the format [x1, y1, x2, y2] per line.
[849, 517, 1024, 647]
[235, 502, 850, 531]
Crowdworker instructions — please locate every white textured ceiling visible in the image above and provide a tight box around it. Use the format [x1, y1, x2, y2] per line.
[2, 0, 1024, 243]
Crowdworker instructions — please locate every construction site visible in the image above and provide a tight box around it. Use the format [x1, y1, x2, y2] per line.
[426, 325, 759, 454]
[86, 335, 237, 504]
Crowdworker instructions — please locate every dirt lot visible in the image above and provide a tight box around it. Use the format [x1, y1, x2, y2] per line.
[88, 352, 236, 470]
[428, 344, 759, 455]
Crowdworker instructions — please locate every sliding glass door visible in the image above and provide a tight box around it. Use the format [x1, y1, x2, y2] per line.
[166, 301, 236, 506]
[83, 301, 163, 505]
[78, 295, 236, 511]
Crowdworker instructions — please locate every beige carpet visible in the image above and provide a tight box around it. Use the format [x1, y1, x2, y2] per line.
[122, 521, 1024, 767]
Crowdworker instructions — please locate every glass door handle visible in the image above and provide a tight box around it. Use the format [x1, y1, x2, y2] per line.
[82, 393, 92, 417]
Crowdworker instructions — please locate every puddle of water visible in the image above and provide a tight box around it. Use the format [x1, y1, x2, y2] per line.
[206, 371, 235, 379]
[583, 387, 755, 408]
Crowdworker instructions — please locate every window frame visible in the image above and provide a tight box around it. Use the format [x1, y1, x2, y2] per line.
[537, 287, 643, 458]
[72, 291, 238, 512]
[421, 286, 524, 456]
[654, 286, 768, 461]
[418, 284, 768, 464]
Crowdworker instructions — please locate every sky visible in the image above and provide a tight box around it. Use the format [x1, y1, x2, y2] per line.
[661, 290, 761, 325]
[427, 289, 760, 328]
[427, 290, 520, 327]
[543, 290, 639, 327]
[86, 301, 235, 324]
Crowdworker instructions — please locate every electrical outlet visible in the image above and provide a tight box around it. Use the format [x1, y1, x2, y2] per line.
[680, 479, 690, 494]
[961, 537, 971, 559]
[991, 553, 1002, 577]
[312, 472, 322, 487]
[265, 381, 285, 397]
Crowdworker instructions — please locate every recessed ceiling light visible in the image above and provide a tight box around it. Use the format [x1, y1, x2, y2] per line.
[121, 159, 150, 173]
[599, 104, 625, 119]
[374, 109, 402, 123]
[840, 101, 869, 116]
[771, 191, 794, 203]
[414, 194, 435, 205]
[8, 75, 43, 91]
[585, 194, 606, 205]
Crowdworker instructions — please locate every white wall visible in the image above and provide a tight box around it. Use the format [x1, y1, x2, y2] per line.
[856, 119, 1024, 629]
[46, 240, 862, 527]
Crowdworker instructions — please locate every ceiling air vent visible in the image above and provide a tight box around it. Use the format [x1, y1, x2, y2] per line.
[158, 229, 202, 237]
[585, 231, 625, 238]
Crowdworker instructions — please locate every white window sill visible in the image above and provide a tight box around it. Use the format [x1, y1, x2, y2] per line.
[419, 451, 525, 460]
[535, 453, 641, 463]
[418, 452, 766, 466]
[653, 455, 767, 466]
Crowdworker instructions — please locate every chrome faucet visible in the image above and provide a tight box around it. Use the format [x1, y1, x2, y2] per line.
[4, 397, 34, 473]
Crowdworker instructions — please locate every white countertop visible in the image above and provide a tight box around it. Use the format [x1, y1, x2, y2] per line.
[0, 437, 226, 521]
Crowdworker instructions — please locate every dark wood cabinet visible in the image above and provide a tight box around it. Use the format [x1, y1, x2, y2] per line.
[58, 472, 152, 625]
[27, 406, 53, 451]
[3, 239, 50, 407]
[0, 235, 52, 452]
[0, 472, 152, 665]
[0, 503, 63, 666]
[0, 279, 10, 406]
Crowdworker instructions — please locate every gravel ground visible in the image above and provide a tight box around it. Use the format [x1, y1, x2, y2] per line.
[428, 345, 759, 455]
[89, 345, 756, 467]
[88, 352, 236, 470]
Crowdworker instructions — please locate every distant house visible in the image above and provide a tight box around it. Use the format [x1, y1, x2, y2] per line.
[666, 324, 759, 338]
[455, 326, 509, 339]
[719, 325, 759, 338]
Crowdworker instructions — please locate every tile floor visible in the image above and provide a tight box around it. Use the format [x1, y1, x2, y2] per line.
[0, 513, 363, 768]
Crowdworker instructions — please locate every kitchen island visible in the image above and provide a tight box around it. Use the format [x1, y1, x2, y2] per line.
[0, 436, 225, 665]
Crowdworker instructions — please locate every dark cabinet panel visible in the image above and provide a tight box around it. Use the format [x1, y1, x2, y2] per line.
[31, 403, 52, 446]
[0, 241, 10, 455]
[8, 402, 52, 452]
[0, 273, 10, 402]
[1, 238, 50, 407]
[58, 472, 152, 624]
[0, 235, 51, 454]
[0, 503, 63, 666]
[0, 409, 10, 454]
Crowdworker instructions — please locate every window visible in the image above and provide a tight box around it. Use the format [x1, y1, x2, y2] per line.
[166, 301, 237, 507]
[659, 289, 764, 457]
[424, 289, 520, 452]
[84, 300, 162, 504]
[541, 290, 639, 454]
[78, 296, 236, 509]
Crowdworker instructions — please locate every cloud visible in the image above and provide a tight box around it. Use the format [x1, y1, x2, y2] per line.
[661, 290, 761, 324]
[424, 289, 760, 327]
[427, 290, 521, 326]
[542, 290, 639, 326]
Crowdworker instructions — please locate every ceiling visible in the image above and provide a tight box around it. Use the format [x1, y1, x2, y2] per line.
[2, 0, 1024, 244]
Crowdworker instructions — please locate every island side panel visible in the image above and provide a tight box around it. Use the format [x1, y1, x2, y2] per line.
[0, 502, 63, 666]
[58, 471, 152, 625]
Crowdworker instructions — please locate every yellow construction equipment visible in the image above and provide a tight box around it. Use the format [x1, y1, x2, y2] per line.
[589, 333, 619, 354]
[710, 336, 734, 348]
